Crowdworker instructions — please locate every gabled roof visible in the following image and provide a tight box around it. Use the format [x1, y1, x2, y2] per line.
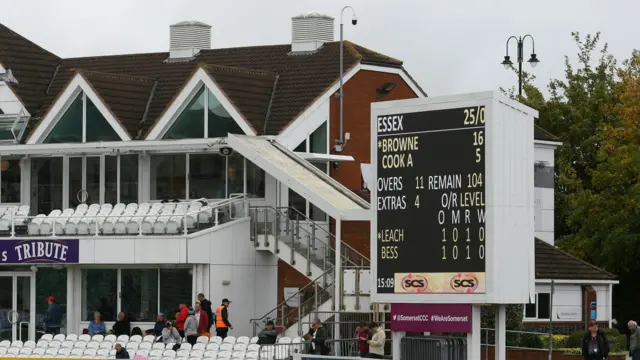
[0, 23, 60, 115]
[535, 239, 616, 281]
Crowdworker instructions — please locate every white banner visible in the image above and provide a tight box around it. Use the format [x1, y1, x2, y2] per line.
[284, 287, 300, 307]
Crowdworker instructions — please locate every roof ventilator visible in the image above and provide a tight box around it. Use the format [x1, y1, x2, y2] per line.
[290, 12, 334, 54]
[167, 21, 212, 61]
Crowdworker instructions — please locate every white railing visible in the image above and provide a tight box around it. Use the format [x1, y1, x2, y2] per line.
[3, 194, 249, 238]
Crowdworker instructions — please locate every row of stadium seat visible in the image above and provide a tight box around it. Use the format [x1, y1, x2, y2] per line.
[0, 205, 30, 230]
[25, 201, 219, 235]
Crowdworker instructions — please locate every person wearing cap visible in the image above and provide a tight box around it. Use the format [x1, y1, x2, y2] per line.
[629, 320, 640, 360]
[153, 313, 167, 337]
[162, 322, 181, 347]
[582, 320, 609, 360]
[175, 303, 189, 338]
[44, 296, 62, 335]
[257, 320, 278, 345]
[184, 307, 199, 345]
[197, 293, 213, 333]
[215, 298, 233, 339]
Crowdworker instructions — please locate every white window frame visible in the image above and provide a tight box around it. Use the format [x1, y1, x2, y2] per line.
[524, 292, 551, 320]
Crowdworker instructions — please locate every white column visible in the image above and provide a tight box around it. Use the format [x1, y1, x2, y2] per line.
[29, 271, 36, 341]
[334, 217, 342, 344]
[494, 305, 506, 360]
[467, 305, 481, 360]
[66, 266, 75, 335]
[608, 283, 613, 328]
[391, 331, 405, 359]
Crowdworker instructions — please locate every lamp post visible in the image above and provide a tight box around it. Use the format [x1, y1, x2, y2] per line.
[336, 6, 357, 153]
[501, 35, 539, 97]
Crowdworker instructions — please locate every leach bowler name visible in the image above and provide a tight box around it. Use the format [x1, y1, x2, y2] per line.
[1, 241, 70, 262]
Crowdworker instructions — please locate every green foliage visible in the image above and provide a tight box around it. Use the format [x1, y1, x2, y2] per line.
[481, 305, 525, 345]
[519, 333, 545, 349]
[558, 348, 583, 355]
[540, 334, 570, 348]
[563, 328, 627, 354]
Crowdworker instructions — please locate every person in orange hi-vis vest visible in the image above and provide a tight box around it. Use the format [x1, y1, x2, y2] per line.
[215, 298, 233, 339]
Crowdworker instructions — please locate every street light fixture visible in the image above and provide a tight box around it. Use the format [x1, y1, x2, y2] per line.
[502, 35, 539, 97]
[335, 5, 357, 154]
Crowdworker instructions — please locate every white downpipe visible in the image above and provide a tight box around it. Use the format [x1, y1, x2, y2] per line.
[334, 218, 341, 344]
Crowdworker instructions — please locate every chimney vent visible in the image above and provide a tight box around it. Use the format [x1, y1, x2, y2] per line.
[291, 13, 334, 53]
[169, 21, 211, 59]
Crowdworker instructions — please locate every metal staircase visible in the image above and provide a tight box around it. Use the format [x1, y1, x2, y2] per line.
[249, 206, 371, 337]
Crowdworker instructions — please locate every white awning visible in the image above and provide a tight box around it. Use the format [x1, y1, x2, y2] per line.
[228, 134, 370, 221]
[360, 163, 372, 190]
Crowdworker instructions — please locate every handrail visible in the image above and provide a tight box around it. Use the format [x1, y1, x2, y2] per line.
[278, 206, 370, 266]
[249, 266, 334, 325]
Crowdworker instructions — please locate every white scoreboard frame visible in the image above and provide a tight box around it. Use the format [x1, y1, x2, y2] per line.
[370, 91, 538, 305]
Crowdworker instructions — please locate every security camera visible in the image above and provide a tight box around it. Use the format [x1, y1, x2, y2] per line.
[219, 146, 234, 156]
[352, 16, 357, 25]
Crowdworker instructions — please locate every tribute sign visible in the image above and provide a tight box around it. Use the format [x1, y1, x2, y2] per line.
[371, 92, 536, 304]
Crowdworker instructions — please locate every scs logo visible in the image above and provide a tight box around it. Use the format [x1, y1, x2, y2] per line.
[401, 274, 428, 293]
[450, 273, 479, 293]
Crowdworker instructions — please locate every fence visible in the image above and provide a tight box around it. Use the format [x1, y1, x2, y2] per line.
[257, 339, 370, 359]
[401, 336, 467, 360]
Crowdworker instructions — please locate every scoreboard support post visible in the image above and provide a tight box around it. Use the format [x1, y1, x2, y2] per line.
[495, 305, 507, 360]
[467, 306, 481, 360]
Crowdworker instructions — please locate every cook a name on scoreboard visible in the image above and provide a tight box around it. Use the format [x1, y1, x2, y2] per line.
[393, 272, 486, 294]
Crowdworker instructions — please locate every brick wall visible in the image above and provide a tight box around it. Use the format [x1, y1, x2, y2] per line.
[277, 69, 419, 304]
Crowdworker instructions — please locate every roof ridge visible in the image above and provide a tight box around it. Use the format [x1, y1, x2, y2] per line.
[535, 239, 616, 279]
[75, 69, 155, 83]
[199, 63, 276, 77]
[0, 23, 60, 60]
[534, 125, 559, 141]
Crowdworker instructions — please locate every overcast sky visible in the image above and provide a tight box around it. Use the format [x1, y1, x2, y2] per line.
[2, 0, 639, 96]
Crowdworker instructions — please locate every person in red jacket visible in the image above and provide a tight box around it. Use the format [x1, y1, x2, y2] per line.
[175, 304, 189, 338]
[194, 302, 209, 335]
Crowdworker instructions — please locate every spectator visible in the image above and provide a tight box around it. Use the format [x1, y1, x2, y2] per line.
[215, 298, 233, 339]
[114, 343, 130, 359]
[304, 318, 329, 355]
[257, 320, 278, 345]
[194, 302, 209, 336]
[357, 321, 371, 358]
[88, 312, 106, 336]
[175, 304, 189, 338]
[162, 322, 181, 346]
[367, 322, 386, 359]
[628, 321, 640, 360]
[131, 327, 143, 337]
[197, 293, 213, 333]
[44, 296, 62, 335]
[581, 320, 609, 360]
[112, 312, 131, 337]
[153, 313, 167, 337]
[184, 308, 198, 346]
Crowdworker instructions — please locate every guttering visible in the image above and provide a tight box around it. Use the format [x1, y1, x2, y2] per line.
[536, 279, 618, 285]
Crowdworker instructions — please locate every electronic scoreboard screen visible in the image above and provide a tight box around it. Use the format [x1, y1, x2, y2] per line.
[374, 106, 486, 295]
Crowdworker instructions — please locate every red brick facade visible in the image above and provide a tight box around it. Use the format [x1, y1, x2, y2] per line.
[277, 69, 419, 304]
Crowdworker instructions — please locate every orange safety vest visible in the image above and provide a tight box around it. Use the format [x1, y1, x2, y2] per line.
[215, 305, 229, 328]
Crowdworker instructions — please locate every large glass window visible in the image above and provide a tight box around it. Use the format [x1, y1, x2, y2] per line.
[310, 122, 327, 154]
[121, 269, 158, 322]
[31, 158, 63, 215]
[44, 92, 121, 144]
[151, 155, 186, 200]
[159, 269, 193, 321]
[82, 269, 117, 321]
[36, 268, 67, 331]
[105, 155, 139, 204]
[162, 86, 245, 140]
[188, 154, 224, 199]
[246, 160, 265, 198]
[207, 89, 243, 138]
[0, 159, 21, 203]
[105, 156, 118, 205]
[227, 156, 244, 196]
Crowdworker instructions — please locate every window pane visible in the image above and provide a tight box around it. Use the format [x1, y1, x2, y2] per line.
[86, 157, 100, 205]
[36, 268, 67, 333]
[227, 156, 244, 196]
[309, 162, 328, 221]
[85, 97, 121, 142]
[188, 154, 225, 199]
[1, 159, 21, 203]
[164, 88, 205, 139]
[294, 140, 307, 152]
[537, 293, 550, 319]
[82, 269, 117, 321]
[288, 189, 306, 220]
[105, 156, 118, 205]
[69, 157, 83, 208]
[151, 155, 186, 200]
[207, 90, 243, 138]
[121, 269, 158, 322]
[159, 269, 192, 321]
[525, 303, 536, 318]
[120, 155, 138, 204]
[246, 160, 265, 198]
[31, 158, 63, 215]
[44, 94, 82, 143]
[310, 122, 327, 154]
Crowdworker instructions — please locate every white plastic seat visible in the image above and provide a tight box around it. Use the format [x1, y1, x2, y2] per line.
[197, 206, 213, 224]
[203, 351, 217, 359]
[32, 348, 45, 356]
[190, 350, 203, 358]
[276, 337, 291, 344]
[174, 357, 187, 360]
[103, 205, 125, 234]
[7, 347, 20, 355]
[126, 342, 139, 351]
[19, 348, 32, 355]
[116, 335, 129, 343]
[192, 343, 206, 351]
[162, 357, 174, 360]
[222, 337, 235, 345]
[64, 204, 88, 234]
[13, 205, 30, 226]
[40, 334, 54, 342]
[179, 343, 191, 351]
[53, 208, 75, 234]
[24, 341, 36, 348]
[129, 335, 142, 343]
[83, 349, 97, 356]
[57, 348, 71, 356]
[209, 337, 222, 345]
[36, 341, 49, 348]
[92, 334, 104, 343]
[165, 343, 176, 350]
[109, 349, 117, 356]
[244, 352, 258, 360]
[65, 334, 78, 342]
[136, 350, 149, 357]
[188, 357, 201, 360]
[87, 341, 100, 350]
[61, 341, 74, 349]
[53, 335, 66, 343]
[11, 341, 23, 348]
[235, 337, 249, 345]
[97, 349, 110, 357]
[246, 345, 259, 353]
[149, 349, 164, 358]
[205, 344, 218, 351]
[142, 335, 156, 343]
[176, 350, 190, 358]
[0, 340, 11, 347]
[152, 343, 165, 350]
[232, 344, 246, 352]
[139, 342, 152, 350]
[153, 203, 176, 233]
[28, 214, 46, 235]
[126, 203, 150, 233]
[216, 351, 231, 359]
[41, 356, 54, 359]
[219, 344, 232, 351]
[142, 204, 163, 234]
[39, 209, 62, 234]
[73, 341, 86, 349]
[45, 348, 58, 356]
[99, 342, 112, 350]
[166, 203, 187, 234]
[162, 349, 176, 357]
[230, 351, 244, 360]
[78, 334, 91, 343]
[248, 337, 258, 345]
